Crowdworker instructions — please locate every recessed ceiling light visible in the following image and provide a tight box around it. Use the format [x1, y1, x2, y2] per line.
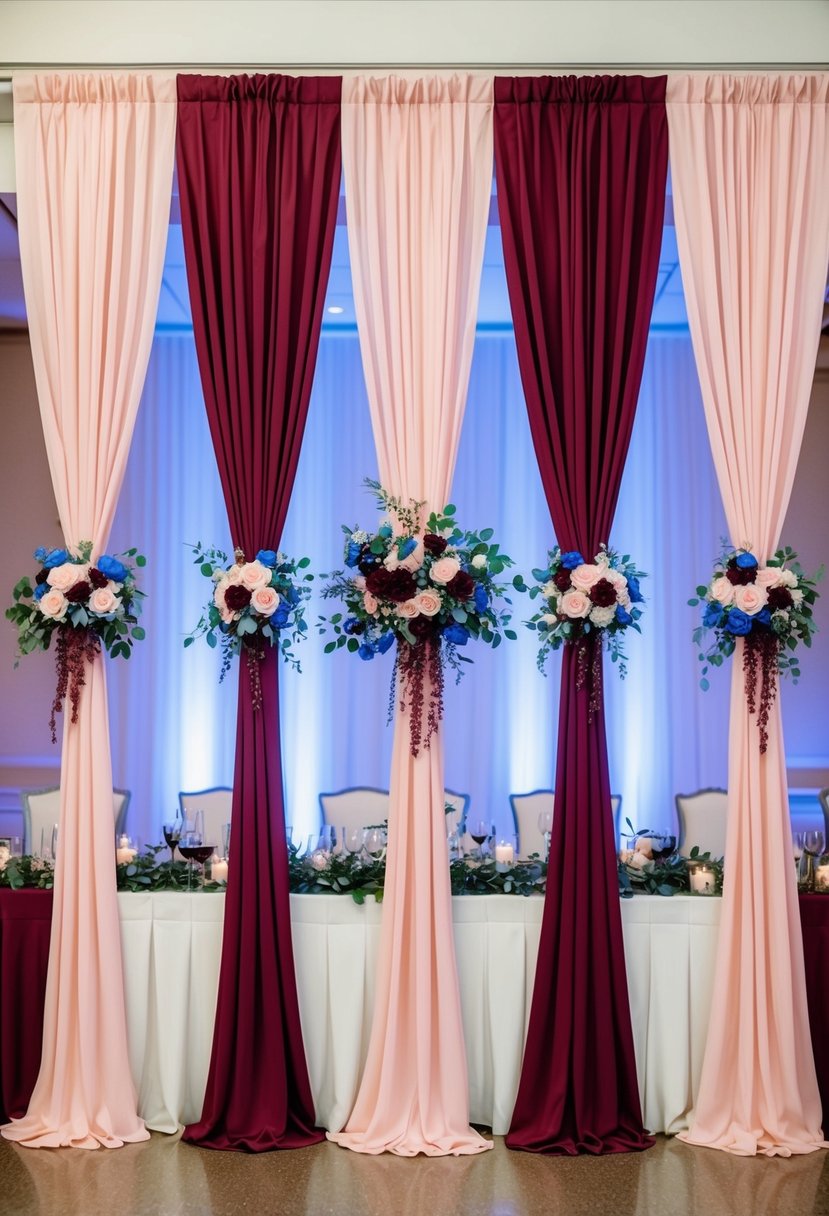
[327, 305, 344, 315]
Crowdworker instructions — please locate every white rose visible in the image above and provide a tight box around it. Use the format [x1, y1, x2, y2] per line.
[89, 587, 120, 616]
[589, 605, 616, 628]
[710, 576, 735, 606]
[790, 588, 804, 605]
[570, 564, 603, 592]
[778, 569, 798, 588]
[213, 580, 235, 624]
[47, 561, 83, 592]
[542, 580, 558, 599]
[560, 589, 590, 619]
[733, 583, 768, 615]
[39, 588, 69, 620]
[541, 612, 558, 626]
[471, 554, 487, 570]
[605, 568, 627, 590]
[239, 561, 271, 590]
[383, 551, 400, 571]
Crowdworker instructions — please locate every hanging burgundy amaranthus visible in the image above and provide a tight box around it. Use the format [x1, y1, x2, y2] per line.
[50, 627, 100, 743]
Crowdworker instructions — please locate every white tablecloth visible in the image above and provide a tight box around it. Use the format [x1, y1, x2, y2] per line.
[117, 892, 721, 1136]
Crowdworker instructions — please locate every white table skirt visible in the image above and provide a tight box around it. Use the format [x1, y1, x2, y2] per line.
[117, 892, 721, 1137]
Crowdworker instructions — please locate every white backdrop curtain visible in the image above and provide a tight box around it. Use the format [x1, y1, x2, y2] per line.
[109, 328, 730, 849]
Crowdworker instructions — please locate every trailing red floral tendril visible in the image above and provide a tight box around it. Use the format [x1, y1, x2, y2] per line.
[574, 632, 603, 722]
[395, 634, 445, 757]
[244, 639, 265, 713]
[50, 627, 100, 743]
[742, 628, 779, 754]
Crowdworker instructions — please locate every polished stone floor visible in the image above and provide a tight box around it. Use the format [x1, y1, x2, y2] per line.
[2, 1132, 829, 1216]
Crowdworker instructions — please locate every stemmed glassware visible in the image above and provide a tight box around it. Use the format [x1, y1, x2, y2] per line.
[470, 818, 494, 861]
[799, 829, 825, 891]
[537, 810, 553, 861]
[363, 827, 387, 863]
[163, 808, 184, 862]
[342, 826, 363, 859]
[179, 812, 214, 891]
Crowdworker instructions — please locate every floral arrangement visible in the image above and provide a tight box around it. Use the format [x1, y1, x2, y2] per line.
[689, 546, 821, 752]
[186, 544, 312, 708]
[7, 543, 146, 741]
[320, 481, 517, 755]
[522, 545, 645, 708]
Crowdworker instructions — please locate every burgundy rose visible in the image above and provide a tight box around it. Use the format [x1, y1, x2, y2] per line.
[589, 578, 617, 609]
[726, 563, 754, 586]
[768, 586, 793, 611]
[224, 583, 252, 611]
[65, 580, 92, 603]
[382, 568, 417, 603]
[365, 567, 392, 596]
[35, 568, 49, 586]
[89, 567, 109, 589]
[423, 533, 448, 556]
[553, 568, 571, 593]
[409, 615, 439, 641]
[445, 570, 475, 600]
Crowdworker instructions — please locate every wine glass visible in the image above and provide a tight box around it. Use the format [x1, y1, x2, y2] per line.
[804, 829, 825, 856]
[179, 828, 214, 892]
[163, 809, 184, 861]
[537, 810, 553, 861]
[799, 829, 825, 891]
[50, 823, 59, 862]
[469, 818, 492, 860]
[363, 827, 386, 863]
[342, 826, 363, 857]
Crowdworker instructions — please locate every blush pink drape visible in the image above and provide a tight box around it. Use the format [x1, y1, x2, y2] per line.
[667, 73, 829, 1157]
[328, 74, 493, 1157]
[3, 73, 176, 1149]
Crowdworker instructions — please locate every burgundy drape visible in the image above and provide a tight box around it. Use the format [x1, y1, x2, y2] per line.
[495, 75, 668, 1154]
[0, 891, 52, 1122]
[176, 72, 341, 1151]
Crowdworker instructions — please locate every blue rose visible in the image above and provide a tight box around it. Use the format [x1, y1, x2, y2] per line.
[627, 576, 644, 604]
[473, 584, 489, 614]
[273, 606, 290, 629]
[735, 552, 758, 569]
[33, 547, 49, 563]
[343, 616, 364, 635]
[443, 623, 470, 646]
[377, 633, 395, 654]
[703, 601, 723, 628]
[345, 540, 363, 569]
[256, 549, 277, 567]
[725, 608, 753, 636]
[286, 585, 301, 606]
[358, 643, 375, 661]
[43, 548, 69, 569]
[378, 523, 393, 539]
[34, 582, 48, 601]
[615, 604, 633, 627]
[398, 537, 417, 559]
[755, 607, 771, 626]
[560, 551, 584, 570]
[96, 554, 129, 582]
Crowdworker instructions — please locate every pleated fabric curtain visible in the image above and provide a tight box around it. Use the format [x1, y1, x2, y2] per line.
[494, 74, 668, 1155]
[668, 73, 829, 1157]
[2, 72, 175, 1149]
[328, 73, 493, 1157]
[175, 72, 341, 1152]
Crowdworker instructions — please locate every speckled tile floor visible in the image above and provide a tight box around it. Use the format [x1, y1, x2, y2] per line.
[2, 1132, 829, 1216]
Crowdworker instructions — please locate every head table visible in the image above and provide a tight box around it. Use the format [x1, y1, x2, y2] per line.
[1, 889, 827, 1136]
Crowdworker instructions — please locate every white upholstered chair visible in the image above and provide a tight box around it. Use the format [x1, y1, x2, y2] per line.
[509, 790, 622, 858]
[319, 787, 470, 837]
[178, 787, 233, 851]
[675, 788, 728, 858]
[21, 786, 130, 855]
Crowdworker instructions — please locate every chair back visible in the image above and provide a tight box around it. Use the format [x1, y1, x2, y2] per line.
[443, 790, 470, 837]
[22, 786, 131, 854]
[510, 789, 622, 858]
[319, 788, 390, 834]
[675, 788, 728, 858]
[179, 788, 233, 851]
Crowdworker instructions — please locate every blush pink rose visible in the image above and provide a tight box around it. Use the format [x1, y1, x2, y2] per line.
[39, 588, 68, 620]
[399, 539, 425, 574]
[47, 561, 84, 592]
[416, 590, 442, 617]
[430, 556, 460, 585]
[734, 583, 768, 615]
[89, 587, 119, 615]
[363, 591, 379, 615]
[213, 581, 235, 623]
[239, 561, 271, 590]
[709, 576, 735, 606]
[396, 599, 420, 619]
[353, 575, 367, 591]
[251, 586, 280, 616]
[560, 589, 590, 619]
[755, 566, 782, 589]
[570, 563, 603, 592]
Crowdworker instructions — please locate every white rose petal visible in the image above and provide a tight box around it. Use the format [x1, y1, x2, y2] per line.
[471, 554, 487, 570]
[589, 605, 616, 628]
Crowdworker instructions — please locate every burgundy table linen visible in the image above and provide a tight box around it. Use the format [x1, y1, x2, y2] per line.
[175, 72, 341, 1152]
[494, 74, 668, 1155]
[0, 891, 53, 1123]
[798, 896, 829, 1123]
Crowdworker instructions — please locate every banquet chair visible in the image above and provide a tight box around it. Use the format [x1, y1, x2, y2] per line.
[21, 787, 130, 855]
[819, 789, 829, 844]
[178, 787, 232, 851]
[675, 788, 728, 859]
[319, 787, 470, 837]
[509, 790, 622, 858]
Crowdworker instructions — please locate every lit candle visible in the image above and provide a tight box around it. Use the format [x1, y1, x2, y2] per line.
[814, 864, 829, 892]
[211, 856, 229, 883]
[495, 841, 514, 872]
[116, 845, 136, 865]
[690, 866, 715, 895]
